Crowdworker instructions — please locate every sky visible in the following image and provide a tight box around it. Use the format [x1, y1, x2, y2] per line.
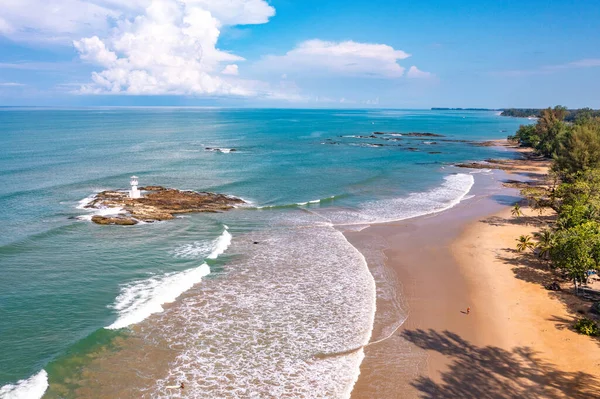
[0, 0, 599, 108]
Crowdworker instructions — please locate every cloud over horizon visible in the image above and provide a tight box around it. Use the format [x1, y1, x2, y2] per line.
[256, 39, 420, 79]
[0, 0, 432, 102]
[70, 0, 276, 96]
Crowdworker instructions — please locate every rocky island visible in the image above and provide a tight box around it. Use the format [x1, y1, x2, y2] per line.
[85, 186, 245, 225]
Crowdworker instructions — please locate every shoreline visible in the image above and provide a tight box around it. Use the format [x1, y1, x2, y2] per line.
[347, 146, 600, 398]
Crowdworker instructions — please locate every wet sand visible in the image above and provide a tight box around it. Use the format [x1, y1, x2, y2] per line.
[348, 155, 600, 398]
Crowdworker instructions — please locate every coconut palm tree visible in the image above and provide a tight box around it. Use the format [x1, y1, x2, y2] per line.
[516, 235, 535, 252]
[511, 203, 523, 218]
[534, 229, 554, 261]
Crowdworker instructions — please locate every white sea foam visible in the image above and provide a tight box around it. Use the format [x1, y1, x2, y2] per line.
[318, 173, 475, 226]
[205, 147, 234, 153]
[76, 195, 95, 210]
[146, 224, 376, 398]
[76, 205, 125, 221]
[106, 227, 231, 330]
[0, 370, 48, 399]
[469, 168, 493, 174]
[75, 194, 126, 221]
[297, 199, 322, 206]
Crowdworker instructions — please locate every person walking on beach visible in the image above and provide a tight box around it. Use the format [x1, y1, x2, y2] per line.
[466, 307, 471, 315]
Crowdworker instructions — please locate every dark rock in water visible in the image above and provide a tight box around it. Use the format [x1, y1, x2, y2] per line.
[405, 132, 445, 137]
[374, 132, 445, 137]
[406, 147, 419, 151]
[205, 147, 237, 153]
[86, 186, 245, 225]
[544, 281, 561, 291]
[92, 215, 138, 225]
[472, 141, 499, 147]
[428, 151, 442, 154]
[591, 302, 600, 315]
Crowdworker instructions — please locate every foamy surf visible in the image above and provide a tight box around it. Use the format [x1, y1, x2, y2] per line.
[318, 173, 475, 226]
[144, 224, 376, 399]
[297, 199, 323, 206]
[106, 227, 232, 330]
[205, 147, 235, 153]
[0, 370, 48, 399]
[75, 194, 125, 221]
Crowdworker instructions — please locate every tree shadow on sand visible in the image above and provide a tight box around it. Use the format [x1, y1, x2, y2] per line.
[480, 214, 555, 228]
[401, 329, 600, 399]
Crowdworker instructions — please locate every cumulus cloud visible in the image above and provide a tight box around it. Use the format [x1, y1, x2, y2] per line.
[67, 0, 275, 96]
[257, 39, 412, 78]
[0, 0, 274, 43]
[0, 0, 121, 42]
[222, 64, 239, 75]
[406, 66, 432, 79]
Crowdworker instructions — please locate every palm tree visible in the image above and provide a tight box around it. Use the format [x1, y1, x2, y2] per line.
[511, 203, 523, 218]
[534, 229, 554, 261]
[516, 235, 535, 252]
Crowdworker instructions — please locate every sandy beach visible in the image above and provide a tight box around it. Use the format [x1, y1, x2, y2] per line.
[348, 148, 600, 398]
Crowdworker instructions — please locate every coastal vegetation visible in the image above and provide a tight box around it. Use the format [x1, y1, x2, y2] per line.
[502, 107, 600, 122]
[508, 106, 600, 335]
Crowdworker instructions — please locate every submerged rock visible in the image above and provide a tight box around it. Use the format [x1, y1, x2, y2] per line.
[373, 132, 445, 137]
[86, 186, 245, 225]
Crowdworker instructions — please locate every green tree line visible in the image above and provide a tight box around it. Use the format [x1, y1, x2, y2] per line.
[510, 106, 600, 335]
[502, 107, 600, 122]
[509, 106, 600, 287]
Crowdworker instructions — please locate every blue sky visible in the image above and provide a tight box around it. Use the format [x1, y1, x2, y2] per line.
[0, 0, 599, 108]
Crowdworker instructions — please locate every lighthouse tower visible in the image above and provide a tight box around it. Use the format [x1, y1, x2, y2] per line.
[129, 176, 141, 199]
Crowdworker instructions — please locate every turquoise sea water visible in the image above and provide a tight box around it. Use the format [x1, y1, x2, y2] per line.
[0, 109, 528, 398]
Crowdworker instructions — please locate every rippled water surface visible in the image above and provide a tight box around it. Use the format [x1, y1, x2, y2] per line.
[0, 108, 529, 398]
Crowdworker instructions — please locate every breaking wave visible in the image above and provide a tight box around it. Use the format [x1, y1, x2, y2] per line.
[106, 227, 231, 330]
[0, 370, 48, 399]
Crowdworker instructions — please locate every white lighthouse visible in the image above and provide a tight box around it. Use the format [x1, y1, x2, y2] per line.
[129, 176, 141, 199]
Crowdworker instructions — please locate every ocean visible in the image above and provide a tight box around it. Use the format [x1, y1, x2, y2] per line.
[0, 108, 527, 398]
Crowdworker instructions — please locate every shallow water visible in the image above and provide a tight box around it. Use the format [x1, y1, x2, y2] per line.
[0, 108, 529, 398]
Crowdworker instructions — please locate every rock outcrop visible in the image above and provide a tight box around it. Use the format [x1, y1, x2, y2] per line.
[86, 186, 245, 225]
[373, 132, 445, 137]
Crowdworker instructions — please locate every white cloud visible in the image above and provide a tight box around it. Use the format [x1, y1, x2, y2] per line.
[73, 36, 118, 67]
[0, 0, 274, 43]
[406, 66, 432, 79]
[67, 0, 275, 96]
[0, 82, 25, 87]
[222, 64, 239, 75]
[0, 0, 121, 42]
[257, 39, 412, 78]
